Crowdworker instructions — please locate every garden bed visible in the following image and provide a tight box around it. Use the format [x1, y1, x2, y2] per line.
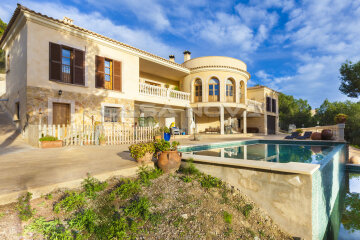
[0, 164, 292, 239]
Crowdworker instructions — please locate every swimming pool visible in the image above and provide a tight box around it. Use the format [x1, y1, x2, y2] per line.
[179, 139, 347, 240]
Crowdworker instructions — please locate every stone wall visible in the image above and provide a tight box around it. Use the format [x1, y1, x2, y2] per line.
[26, 86, 135, 126]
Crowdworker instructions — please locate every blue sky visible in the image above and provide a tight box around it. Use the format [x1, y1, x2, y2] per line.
[1, 0, 360, 108]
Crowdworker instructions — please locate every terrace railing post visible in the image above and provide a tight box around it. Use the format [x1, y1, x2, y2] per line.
[337, 123, 345, 141]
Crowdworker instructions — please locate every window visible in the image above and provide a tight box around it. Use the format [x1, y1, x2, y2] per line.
[49, 42, 85, 85]
[194, 79, 202, 102]
[104, 107, 120, 122]
[62, 48, 72, 83]
[266, 97, 271, 112]
[209, 78, 220, 102]
[104, 59, 113, 90]
[96, 56, 122, 91]
[226, 79, 235, 102]
[272, 99, 276, 113]
[15, 102, 20, 120]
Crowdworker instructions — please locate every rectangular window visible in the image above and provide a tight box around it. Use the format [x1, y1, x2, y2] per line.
[61, 48, 72, 83]
[104, 107, 120, 122]
[266, 97, 271, 112]
[272, 99, 276, 113]
[49, 42, 85, 85]
[6, 54, 10, 73]
[15, 102, 20, 120]
[96, 56, 122, 91]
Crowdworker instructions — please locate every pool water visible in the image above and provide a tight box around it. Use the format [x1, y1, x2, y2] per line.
[187, 143, 335, 165]
[338, 172, 360, 240]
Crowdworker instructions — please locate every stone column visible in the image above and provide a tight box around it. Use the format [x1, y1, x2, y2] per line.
[243, 110, 247, 134]
[186, 107, 194, 135]
[220, 105, 224, 135]
[337, 123, 345, 141]
[264, 113, 268, 135]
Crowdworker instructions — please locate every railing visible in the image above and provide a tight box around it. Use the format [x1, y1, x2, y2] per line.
[247, 99, 264, 112]
[37, 124, 158, 146]
[139, 83, 190, 102]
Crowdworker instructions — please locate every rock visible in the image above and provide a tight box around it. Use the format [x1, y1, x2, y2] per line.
[350, 156, 360, 164]
[181, 214, 188, 219]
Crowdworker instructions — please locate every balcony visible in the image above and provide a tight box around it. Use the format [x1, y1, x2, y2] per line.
[247, 99, 264, 113]
[138, 83, 190, 106]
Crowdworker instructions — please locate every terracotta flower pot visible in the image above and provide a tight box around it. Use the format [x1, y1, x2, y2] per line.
[154, 135, 162, 140]
[311, 132, 322, 140]
[99, 140, 106, 146]
[321, 129, 333, 140]
[157, 150, 182, 173]
[41, 140, 63, 148]
[137, 152, 154, 164]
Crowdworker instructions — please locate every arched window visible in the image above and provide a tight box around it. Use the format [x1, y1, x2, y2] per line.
[209, 78, 220, 102]
[194, 79, 202, 102]
[226, 79, 235, 102]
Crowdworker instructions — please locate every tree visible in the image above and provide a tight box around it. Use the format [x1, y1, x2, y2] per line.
[339, 60, 360, 98]
[278, 93, 314, 130]
[0, 18, 7, 72]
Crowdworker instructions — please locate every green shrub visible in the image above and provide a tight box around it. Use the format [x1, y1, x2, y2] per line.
[124, 197, 152, 221]
[54, 191, 86, 213]
[39, 135, 58, 141]
[153, 139, 170, 153]
[295, 129, 303, 134]
[242, 204, 253, 218]
[82, 174, 108, 199]
[223, 211, 232, 224]
[200, 175, 222, 189]
[68, 209, 97, 235]
[138, 166, 163, 186]
[109, 179, 141, 200]
[17, 192, 35, 221]
[180, 175, 192, 183]
[26, 217, 72, 239]
[335, 113, 348, 124]
[94, 217, 129, 239]
[129, 142, 155, 160]
[179, 159, 200, 175]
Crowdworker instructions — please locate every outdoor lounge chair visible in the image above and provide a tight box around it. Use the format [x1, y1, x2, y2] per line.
[296, 131, 312, 140]
[284, 132, 300, 139]
[171, 127, 181, 135]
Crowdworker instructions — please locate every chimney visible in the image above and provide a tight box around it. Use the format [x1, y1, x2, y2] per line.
[63, 17, 74, 25]
[183, 50, 191, 62]
[169, 55, 175, 62]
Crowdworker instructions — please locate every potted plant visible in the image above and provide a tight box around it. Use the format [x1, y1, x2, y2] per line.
[154, 127, 163, 140]
[154, 139, 181, 173]
[129, 142, 155, 164]
[335, 113, 348, 124]
[39, 135, 62, 148]
[98, 133, 106, 146]
[163, 126, 171, 141]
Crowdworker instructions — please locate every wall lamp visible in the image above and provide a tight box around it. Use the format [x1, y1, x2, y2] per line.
[58, 90, 63, 96]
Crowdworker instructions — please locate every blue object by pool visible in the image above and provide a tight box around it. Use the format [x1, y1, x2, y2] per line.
[163, 132, 171, 141]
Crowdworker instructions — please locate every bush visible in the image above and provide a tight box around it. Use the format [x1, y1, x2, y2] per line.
[82, 174, 108, 199]
[335, 113, 348, 124]
[54, 191, 86, 213]
[109, 179, 141, 200]
[39, 135, 58, 141]
[138, 166, 163, 186]
[295, 129, 303, 134]
[153, 139, 180, 153]
[200, 175, 222, 189]
[17, 192, 35, 221]
[129, 142, 155, 160]
[179, 159, 200, 176]
[26, 217, 72, 239]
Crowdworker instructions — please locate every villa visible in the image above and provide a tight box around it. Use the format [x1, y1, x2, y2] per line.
[0, 4, 279, 140]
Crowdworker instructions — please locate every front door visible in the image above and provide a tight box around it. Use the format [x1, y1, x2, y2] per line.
[53, 103, 70, 125]
[267, 115, 276, 135]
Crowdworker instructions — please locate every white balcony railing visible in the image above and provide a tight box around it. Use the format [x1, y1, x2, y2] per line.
[247, 99, 264, 112]
[139, 83, 190, 102]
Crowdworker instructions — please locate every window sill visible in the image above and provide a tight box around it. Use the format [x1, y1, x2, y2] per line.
[50, 80, 88, 88]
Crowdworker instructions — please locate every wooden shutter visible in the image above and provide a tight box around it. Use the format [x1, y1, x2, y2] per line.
[49, 42, 62, 81]
[73, 49, 85, 85]
[272, 99, 276, 113]
[113, 60, 122, 91]
[95, 56, 105, 88]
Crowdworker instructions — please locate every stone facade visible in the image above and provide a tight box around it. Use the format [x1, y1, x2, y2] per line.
[26, 86, 135, 126]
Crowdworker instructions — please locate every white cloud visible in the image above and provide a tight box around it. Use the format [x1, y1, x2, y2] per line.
[14, 0, 178, 57]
